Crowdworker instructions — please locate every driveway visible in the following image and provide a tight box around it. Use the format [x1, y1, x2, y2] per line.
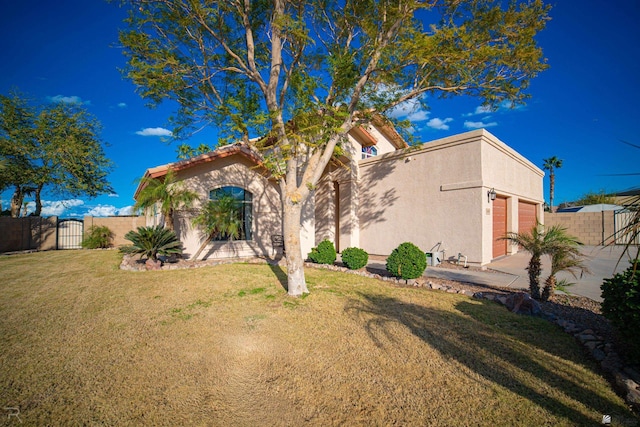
[487, 245, 633, 302]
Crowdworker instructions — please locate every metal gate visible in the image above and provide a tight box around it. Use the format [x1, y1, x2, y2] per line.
[614, 208, 639, 245]
[57, 219, 84, 249]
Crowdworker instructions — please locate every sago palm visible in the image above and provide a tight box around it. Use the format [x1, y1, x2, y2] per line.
[120, 225, 183, 262]
[134, 168, 198, 232]
[191, 194, 242, 261]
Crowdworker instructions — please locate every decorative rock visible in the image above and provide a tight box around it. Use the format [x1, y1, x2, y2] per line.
[504, 292, 541, 316]
[585, 341, 599, 351]
[577, 334, 597, 343]
[145, 259, 162, 271]
[592, 348, 606, 362]
[496, 296, 508, 305]
[624, 367, 640, 384]
[406, 279, 416, 286]
[446, 288, 457, 294]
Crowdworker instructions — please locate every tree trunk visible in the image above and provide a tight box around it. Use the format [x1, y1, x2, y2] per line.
[527, 255, 542, 300]
[10, 186, 23, 218]
[283, 202, 309, 296]
[549, 171, 555, 211]
[191, 234, 213, 261]
[165, 209, 175, 231]
[541, 274, 556, 302]
[34, 184, 44, 216]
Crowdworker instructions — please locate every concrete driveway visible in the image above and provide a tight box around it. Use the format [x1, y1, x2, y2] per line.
[487, 245, 634, 302]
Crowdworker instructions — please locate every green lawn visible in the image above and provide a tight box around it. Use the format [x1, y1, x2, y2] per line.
[0, 250, 636, 426]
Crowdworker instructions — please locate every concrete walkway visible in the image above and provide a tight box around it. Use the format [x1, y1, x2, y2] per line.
[368, 246, 633, 302]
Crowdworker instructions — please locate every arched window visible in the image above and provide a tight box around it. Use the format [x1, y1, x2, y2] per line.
[209, 186, 253, 240]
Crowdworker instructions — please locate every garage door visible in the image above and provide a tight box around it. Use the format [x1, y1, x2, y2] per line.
[518, 201, 538, 235]
[492, 197, 507, 258]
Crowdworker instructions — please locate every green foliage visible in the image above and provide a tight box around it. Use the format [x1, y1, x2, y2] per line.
[575, 190, 616, 206]
[502, 224, 585, 301]
[386, 242, 427, 280]
[134, 168, 198, 231]
[308, 240, 337, 265]
[341, 247, 369, 270]
[81, 225, 114, 249]
[0, 91, 113, 217]
[120, 225, 183, 262]
[601, 260, 640, 363]
[190, 193, 242, 261]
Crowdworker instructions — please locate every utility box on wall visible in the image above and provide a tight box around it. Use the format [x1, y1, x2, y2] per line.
[426, 251, 443, 267]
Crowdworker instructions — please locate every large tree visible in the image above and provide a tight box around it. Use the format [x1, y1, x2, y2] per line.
[119, 0, 550, 296]
[543, 156, 562, 212]
[0, 92, 114, 217]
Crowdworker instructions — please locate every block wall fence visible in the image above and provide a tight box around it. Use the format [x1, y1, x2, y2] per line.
[544, 211, 616, 245]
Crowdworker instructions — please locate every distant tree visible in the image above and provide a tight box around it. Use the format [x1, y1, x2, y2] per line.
[120, 0, 551, 296]
[0, 91, 114, 217]
[543, 156, 563, 212]
[190, 193, 242, 261]
[575, 190, 616, 206]
[134, 168, 198, 232]
[176, 142, 212, 160]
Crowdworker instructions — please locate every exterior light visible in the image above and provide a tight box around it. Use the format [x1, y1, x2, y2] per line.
[488, 188, 497, 203]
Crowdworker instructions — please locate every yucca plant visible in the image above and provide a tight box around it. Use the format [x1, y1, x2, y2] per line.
[120, 225, 183, 262]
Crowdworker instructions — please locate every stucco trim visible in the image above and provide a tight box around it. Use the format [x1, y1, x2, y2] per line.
[440, 180, 484, 192]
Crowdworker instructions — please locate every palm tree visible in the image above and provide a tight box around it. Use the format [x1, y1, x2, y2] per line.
[134, 168, 198, 232]
[190, 194, 242, 261]
[501, 223, 585, 300]
[501, 224, 546, 299]
[540, 226, 588, 301]
[543, 156, 563, 212]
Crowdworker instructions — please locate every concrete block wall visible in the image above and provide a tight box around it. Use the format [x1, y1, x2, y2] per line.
[0, 216, 58, 253]
[544, 211, 616, 245]
[83, 216, 145, 247]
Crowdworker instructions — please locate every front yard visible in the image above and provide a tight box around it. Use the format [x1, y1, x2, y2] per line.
[0, 250, 636, 426]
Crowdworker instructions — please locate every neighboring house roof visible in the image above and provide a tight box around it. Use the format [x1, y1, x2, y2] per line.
[556, 204, 624, 213]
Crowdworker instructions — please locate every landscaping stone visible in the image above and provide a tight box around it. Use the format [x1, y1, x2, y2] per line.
[504, 292, 541, 316]
[145, 259, 162, 270]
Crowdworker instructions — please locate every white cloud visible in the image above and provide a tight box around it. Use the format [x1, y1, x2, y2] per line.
[387, 98, 430, 122]
[86, 205, 117, 217]
[47, 95, 89, 105]
[86, 204, 135, 217]
[40, 199, 85, 216]
[117, 205, 134, 216]
[108, 193, 119, 198]
[463, 105, 493, 117]
[464, 120, 498, 129]
[426, 117, 453, 130]
[135, 127, 173, 137]
[117, 102, 127, 108]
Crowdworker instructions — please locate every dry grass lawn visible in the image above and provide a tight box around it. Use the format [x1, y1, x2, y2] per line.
[0, 250, 636, 426]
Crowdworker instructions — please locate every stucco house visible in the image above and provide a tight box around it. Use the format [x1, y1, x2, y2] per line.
[134, 123, 544, 266]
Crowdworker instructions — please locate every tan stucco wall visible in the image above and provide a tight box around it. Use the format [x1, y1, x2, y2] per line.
[356, 129, 544, 265]
[171, 154, 283, 260]
[83, 215, 145, 247]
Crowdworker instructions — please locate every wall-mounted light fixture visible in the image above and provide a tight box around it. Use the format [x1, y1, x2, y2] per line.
[487, 188, 497, 203]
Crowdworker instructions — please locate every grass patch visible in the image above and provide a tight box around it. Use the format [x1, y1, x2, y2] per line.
[0, 250, 636, 426]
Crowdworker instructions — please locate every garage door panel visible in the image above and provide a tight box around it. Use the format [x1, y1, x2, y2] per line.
[518, 201, 537, 235]
[492, 197, 507, 258]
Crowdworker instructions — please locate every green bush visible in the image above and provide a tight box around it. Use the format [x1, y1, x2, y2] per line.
[341, 247, 369, 270]
[120, 225, 183, 262]
[82, 225, 114, 249]
[308, 239, 336, 265]
[386, 242, 427, 280]
[601, 260, 640, 363]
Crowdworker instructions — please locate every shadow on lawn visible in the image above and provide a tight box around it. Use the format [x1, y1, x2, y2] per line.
[345, 293, 631, 425]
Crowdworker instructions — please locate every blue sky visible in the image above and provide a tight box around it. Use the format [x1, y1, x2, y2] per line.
[1, 0, 638, 218]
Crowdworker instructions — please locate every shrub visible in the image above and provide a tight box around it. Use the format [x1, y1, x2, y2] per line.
[601, 260, 640, 363]
[308, 239, 336, 265]
[386, 242, 427, 280]
[341, 247, 369, 270]
[82, 225, 114, 249]
[120, 225, 183, 262]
